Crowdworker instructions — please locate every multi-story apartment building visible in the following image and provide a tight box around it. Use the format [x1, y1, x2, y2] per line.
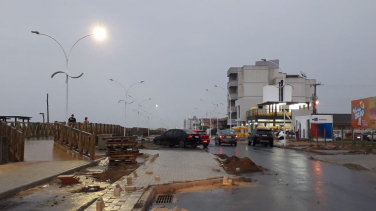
[227, 59, 316, 129]
[183, 116, 201, 129]
[184, 117, 228, 129]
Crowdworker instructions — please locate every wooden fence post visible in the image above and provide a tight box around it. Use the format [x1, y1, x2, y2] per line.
[90, 133, 96, 160]
[0, 136, 9, 164]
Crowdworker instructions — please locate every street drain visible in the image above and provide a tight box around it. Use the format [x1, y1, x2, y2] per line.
[156, 195, 173, 203]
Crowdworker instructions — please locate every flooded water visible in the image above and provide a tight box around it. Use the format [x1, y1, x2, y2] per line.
[24, 138, 89, 162]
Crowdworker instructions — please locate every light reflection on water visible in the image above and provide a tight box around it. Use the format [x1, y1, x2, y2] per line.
[24, 138, 89, 162]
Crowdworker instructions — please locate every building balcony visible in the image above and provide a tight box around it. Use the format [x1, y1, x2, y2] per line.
[227, 80, 238, 88]
[246, 109, 292, 118]
[227, 68, 238, 77]
[230, 93, 238, 100]
[228, 106, 237, 112]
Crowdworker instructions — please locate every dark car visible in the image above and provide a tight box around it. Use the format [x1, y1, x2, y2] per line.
[154, 129, 202, 148]
[215, 130, 237, 146]
[248, 129, 274, 147]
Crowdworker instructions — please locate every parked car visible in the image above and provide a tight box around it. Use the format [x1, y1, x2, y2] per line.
[192, 129, 210, 148]
[276, 131, 296, 140]
[215, 130, 238, 146]
[248, 129, 274, 147]
[154, 129, 202, 148]
[333, 134, 342, 140]
[366, 133, 376, 141]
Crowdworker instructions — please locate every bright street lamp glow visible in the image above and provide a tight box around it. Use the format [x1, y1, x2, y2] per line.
[156, 105, 158, 107]
[93, 27, 106, 40]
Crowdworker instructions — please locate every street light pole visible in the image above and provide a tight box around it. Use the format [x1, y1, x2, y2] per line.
[128, 96, 151, 131]
[214, 85, 232, 129]
[32, 30, 105, 125]
[261, 59, 287, 146]
[110, 80, 145, 136]
[39, 113, 45, 123]
[206, 89, 221, 131]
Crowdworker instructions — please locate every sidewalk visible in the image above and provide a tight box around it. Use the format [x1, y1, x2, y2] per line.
[0, 160, 94, 200]
[85, 148, 229, 211]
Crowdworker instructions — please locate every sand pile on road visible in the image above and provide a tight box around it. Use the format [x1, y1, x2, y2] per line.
[221, 155, 263, 174]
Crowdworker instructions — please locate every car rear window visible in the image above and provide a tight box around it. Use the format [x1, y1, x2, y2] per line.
[256, 130, 272, 135]
[220, 130, 235, 135]
[182, 129, 197, 134]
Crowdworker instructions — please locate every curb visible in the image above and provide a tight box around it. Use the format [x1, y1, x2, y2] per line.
[0, 159, 101, 200]
[274, 144, 353, 155]
[133, 176, 247, 211]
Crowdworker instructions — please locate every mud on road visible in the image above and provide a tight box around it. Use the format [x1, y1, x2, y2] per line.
[0, 164, 139, 211]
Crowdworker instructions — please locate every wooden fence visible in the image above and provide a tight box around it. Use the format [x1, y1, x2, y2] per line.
[5, 122, 54, 138]
[0, 121, 25, 162]
[69, 123, 124, 136]
[54, 123, 96, 160]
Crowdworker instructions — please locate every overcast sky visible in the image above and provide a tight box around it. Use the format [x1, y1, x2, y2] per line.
[1, 0, 376, 129]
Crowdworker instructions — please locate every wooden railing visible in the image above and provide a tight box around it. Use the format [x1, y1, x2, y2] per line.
[69, 123, 124, 136]
[4, 122, 124, 138]
[0, 121, 24, 162]
[54, 123, 96, 160]
[5, 122, 54, 138]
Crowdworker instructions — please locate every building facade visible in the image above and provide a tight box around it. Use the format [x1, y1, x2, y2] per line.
[184, 117, 228, 129]
[227, 59, 316, 128]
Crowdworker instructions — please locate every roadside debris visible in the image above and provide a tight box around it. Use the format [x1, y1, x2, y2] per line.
[217, 155, 264, 174]
[92, 164, 139, 183]
[57, 175, 80, 184]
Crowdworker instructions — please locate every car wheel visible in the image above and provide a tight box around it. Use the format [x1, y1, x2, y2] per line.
[169, 145, 174, 148]
[269, 141, 274, 147]
[191, 144, 197, 149]
[155, 139, 161, 145]
[179, 140, 186, 148]
[215, 140, 218, 146]
[252, 140, 256, 146]
[248, 141, 251, 146]
[218, 141, 222, 146]
[203, 144, 208, 148]
[367, 137, 371, 141]
[234, 143, 237, 147]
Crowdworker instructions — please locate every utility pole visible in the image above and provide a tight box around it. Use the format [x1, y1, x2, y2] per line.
[310, 83, 322, 115]
[47, 93, 50, 123]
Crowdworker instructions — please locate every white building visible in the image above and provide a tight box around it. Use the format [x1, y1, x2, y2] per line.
[227, 59, 316, 129]
[183, 116, 201, 129]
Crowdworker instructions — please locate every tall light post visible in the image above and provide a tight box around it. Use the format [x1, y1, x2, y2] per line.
[214, 84, 232, 129]
[128, 95, 151, 131]
[110, 79, 145, 135]
[261, 59, 287, 146]
[200, 99, 218, 137]
[32, 28, 106, 125]
[206, 89, 221, 131]
[39, 113, 45, 123]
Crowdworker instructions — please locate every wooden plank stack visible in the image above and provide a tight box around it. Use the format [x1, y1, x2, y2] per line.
[104, 136, 139, 166]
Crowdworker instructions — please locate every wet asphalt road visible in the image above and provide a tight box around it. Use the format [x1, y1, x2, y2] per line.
[167, 142, 376, 211]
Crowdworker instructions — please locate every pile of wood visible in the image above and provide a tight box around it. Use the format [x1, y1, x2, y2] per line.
[104, 136, 139, 166]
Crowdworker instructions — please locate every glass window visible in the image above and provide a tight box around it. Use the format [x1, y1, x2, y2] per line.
[165, 130, 174, 136]
[182, 129, 196, 134]
[219, 130, 235, 135]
